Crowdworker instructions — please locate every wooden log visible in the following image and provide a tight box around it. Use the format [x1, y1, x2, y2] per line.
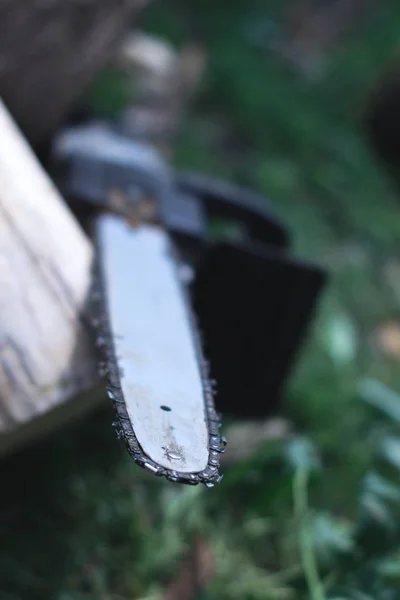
[0, 98, 100, 455]
[0, 0, 149, 146]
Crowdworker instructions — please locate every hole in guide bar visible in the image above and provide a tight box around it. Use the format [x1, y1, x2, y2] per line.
[160, 405, 171, 412]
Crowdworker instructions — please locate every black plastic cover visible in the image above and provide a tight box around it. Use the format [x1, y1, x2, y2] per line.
[192, 241, 327, 418]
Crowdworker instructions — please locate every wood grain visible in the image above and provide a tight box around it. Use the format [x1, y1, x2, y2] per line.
[0, 99, 98, 440]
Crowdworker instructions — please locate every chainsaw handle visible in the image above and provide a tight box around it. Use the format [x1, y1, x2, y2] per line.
[176, 171, 289, 248]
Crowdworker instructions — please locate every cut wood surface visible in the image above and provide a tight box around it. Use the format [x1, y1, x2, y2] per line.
[0, 99, 100, 453]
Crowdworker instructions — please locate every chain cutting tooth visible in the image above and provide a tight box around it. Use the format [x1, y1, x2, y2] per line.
[209, 451, 220, 466]
[143, 461, 162, 475]
[200, 466, 218, 480]
[115, 404, 129, 420]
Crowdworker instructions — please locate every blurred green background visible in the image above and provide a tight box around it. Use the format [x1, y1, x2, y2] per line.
[3, 1, 400, 599]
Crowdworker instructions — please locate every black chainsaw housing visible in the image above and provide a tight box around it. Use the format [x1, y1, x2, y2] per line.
[175, 173, 327, 418]
[57, 125, 328, 420]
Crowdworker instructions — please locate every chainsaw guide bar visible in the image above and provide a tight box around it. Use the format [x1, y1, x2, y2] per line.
[91, 214, 225, 487]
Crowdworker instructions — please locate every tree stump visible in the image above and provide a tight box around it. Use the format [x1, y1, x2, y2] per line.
[0, 0, 149, 145]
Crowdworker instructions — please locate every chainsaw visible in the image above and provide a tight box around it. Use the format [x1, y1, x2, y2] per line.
[53, 121, 327, 487]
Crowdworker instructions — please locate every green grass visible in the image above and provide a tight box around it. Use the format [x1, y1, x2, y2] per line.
[3, 1, 400, 599]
